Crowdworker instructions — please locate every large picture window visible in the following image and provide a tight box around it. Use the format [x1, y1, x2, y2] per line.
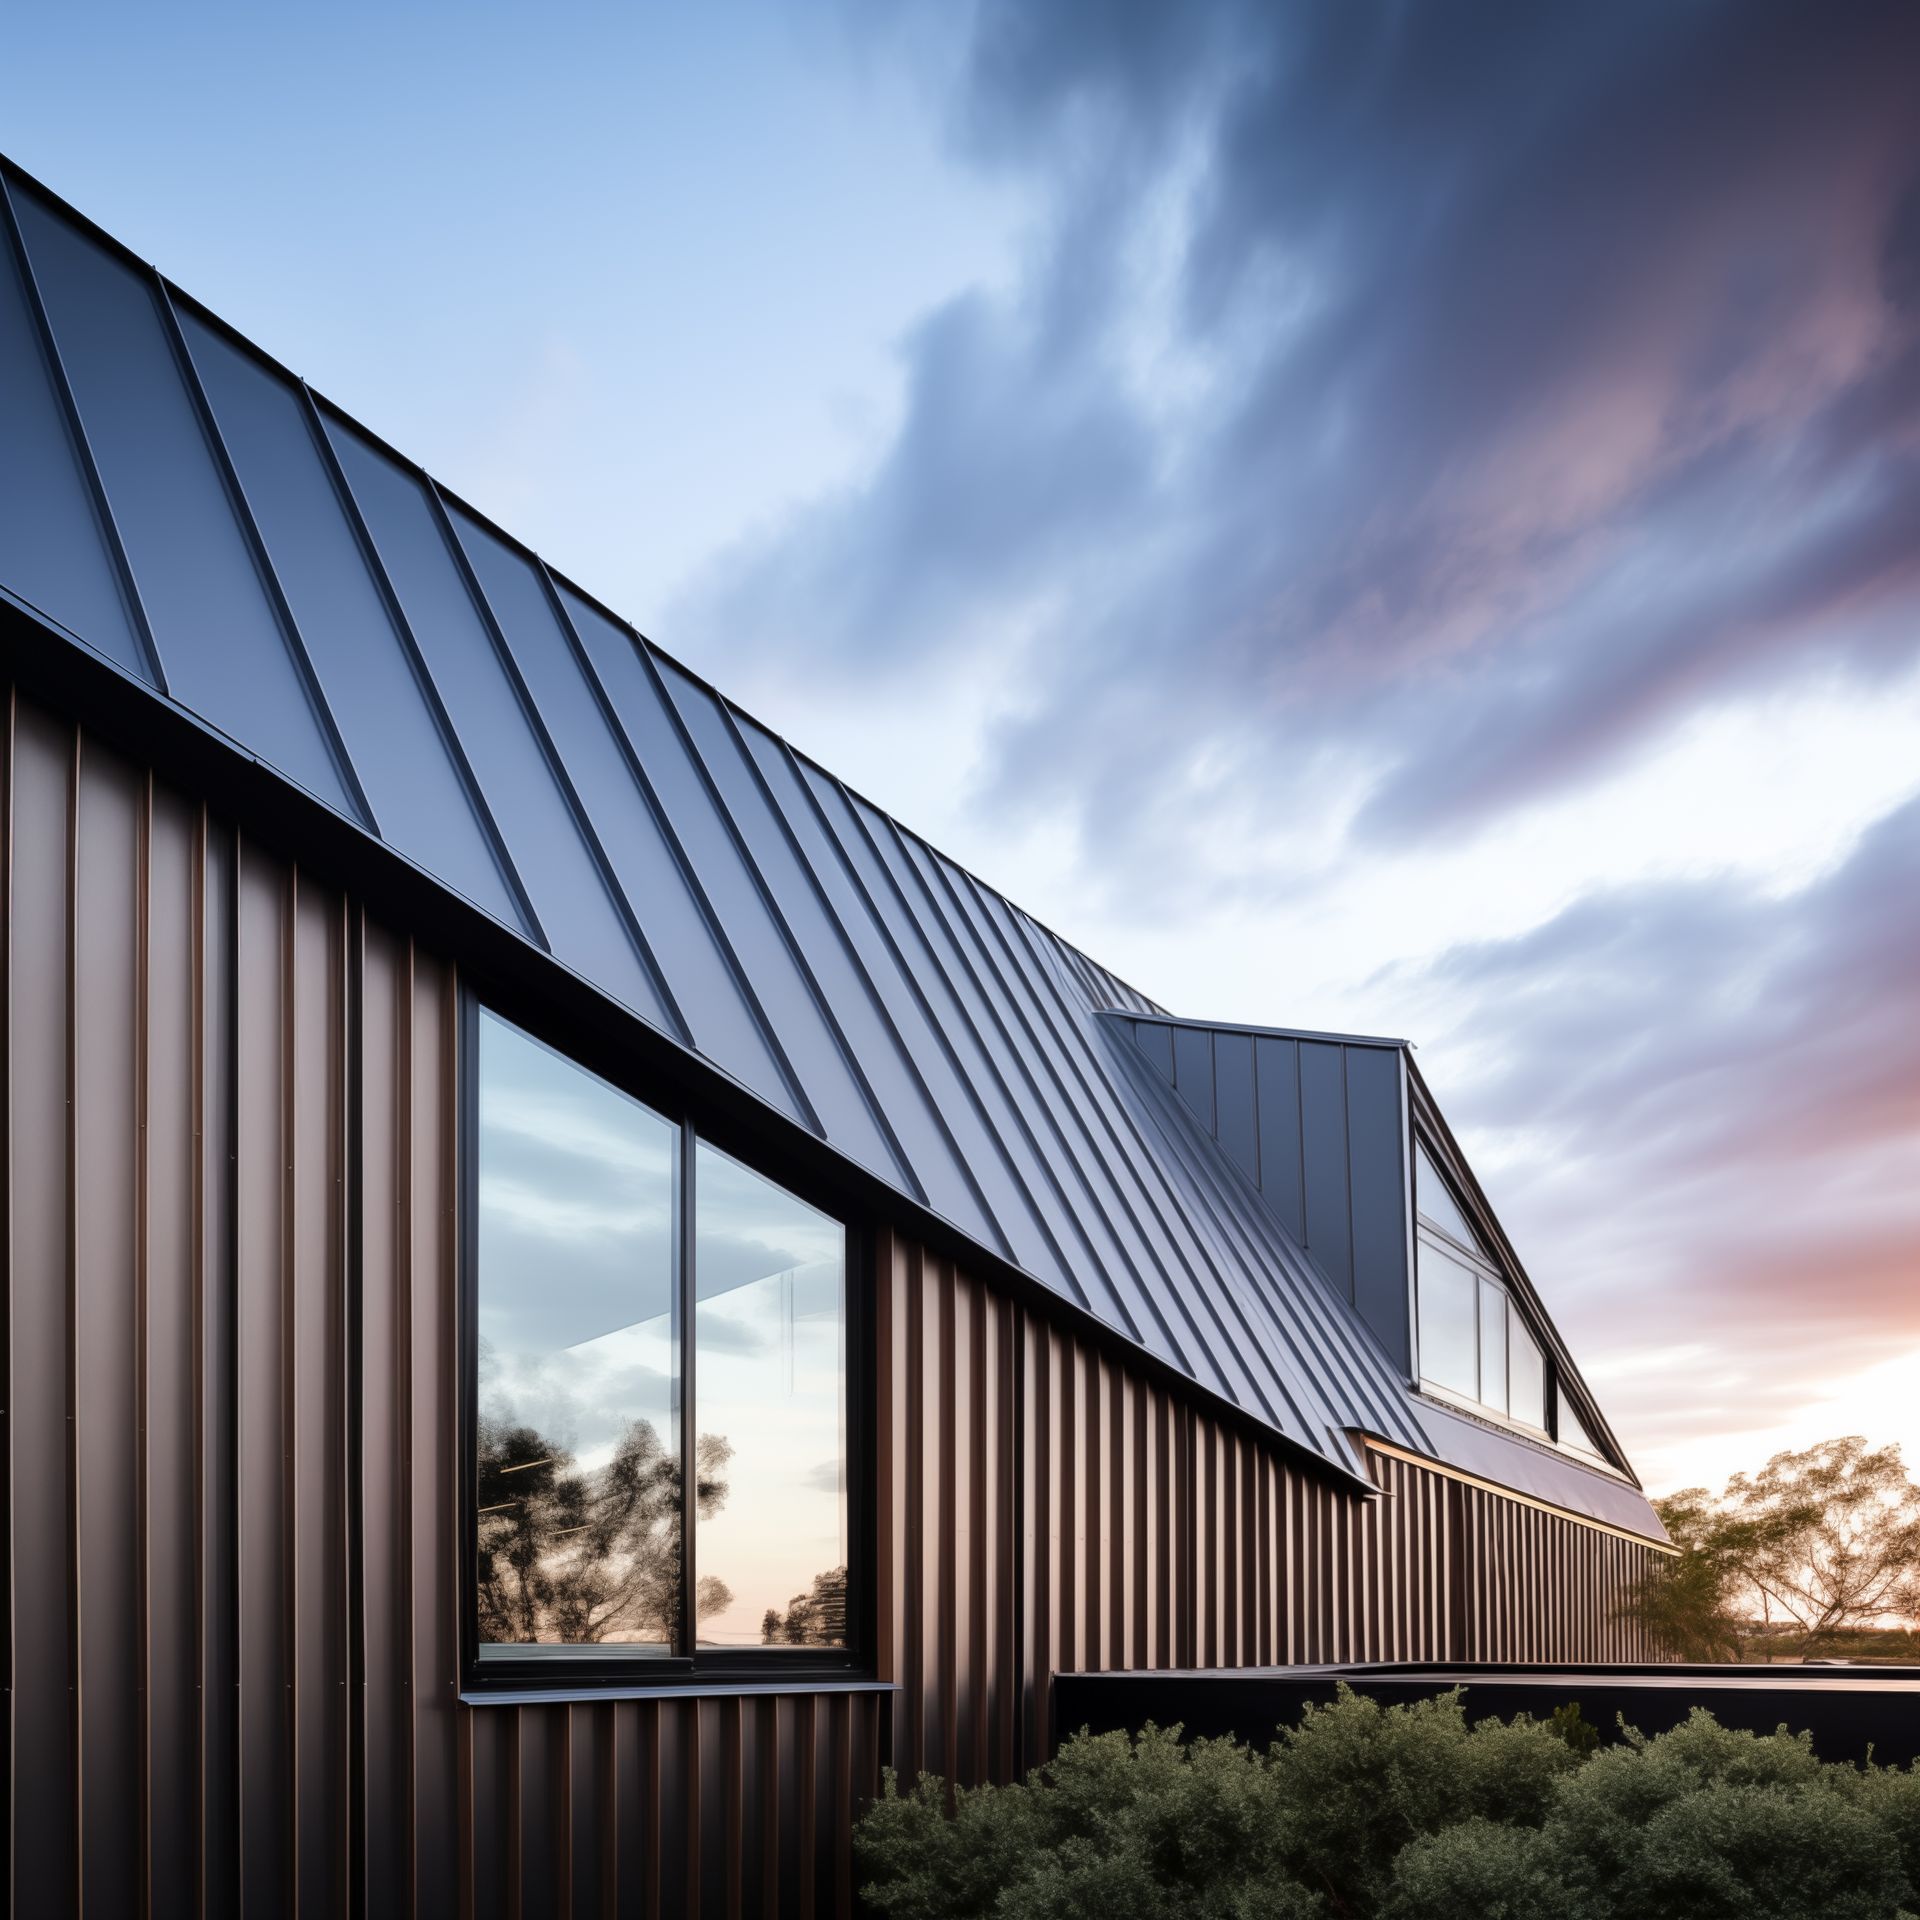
[468, 1007, 853, 1679]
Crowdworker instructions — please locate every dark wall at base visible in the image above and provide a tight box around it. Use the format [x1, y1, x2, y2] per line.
[1054, 1665, 1920, 1769]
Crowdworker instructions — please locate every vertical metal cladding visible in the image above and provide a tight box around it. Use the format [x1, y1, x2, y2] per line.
[876, 1233, 1663, 1785]
[6, 686, 1661, 1916]
[2, 690, 885, 1918]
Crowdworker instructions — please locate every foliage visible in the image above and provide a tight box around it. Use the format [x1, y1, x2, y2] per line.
[475, 1412, 733, 1644]
[855, 1689, 1920, 1920]
[1625, 1483, 1814, 1660]
[1391, 1712, 1911, 1919]
[1742, 1624, 1920, 1666]
[761, 1563, 850, 1646]
[1256, 1686, 1579, 1910]
[1549, 1701, 1601, 1757]
[1730, 1438, 1920, 1638]
[1626, 1439, 1920, 1660]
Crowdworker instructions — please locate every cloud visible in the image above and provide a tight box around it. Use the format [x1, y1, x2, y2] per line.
[673, 0, 1920, 905]
[663, 2, 1920, 1485]
[1391, 794, 1920, 1465]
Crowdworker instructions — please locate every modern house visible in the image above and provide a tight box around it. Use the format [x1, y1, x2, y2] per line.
[0, 157, 1672, 1916]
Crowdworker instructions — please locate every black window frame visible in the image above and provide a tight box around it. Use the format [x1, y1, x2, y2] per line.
[457, 989, 874, 1695]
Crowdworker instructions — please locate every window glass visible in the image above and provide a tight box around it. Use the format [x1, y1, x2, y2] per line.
[1478, 1278, 1509, 1416]
[474, 1012, 680, 1652]
[1559, 1396, 1604, 1459]
[695, 1144, 847, 1651]
[1415, 1140, 1484, 1255]
[1508, 1312, 1547, 1430]
[1416, 1237, 1479, 1399]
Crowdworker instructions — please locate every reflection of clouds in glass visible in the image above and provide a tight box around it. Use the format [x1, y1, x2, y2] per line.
[481, 1169, 667, 1246]
[697, 1308, 769, 1357]
[696, 1145, 841, 1288]
[485, 1319, 674, 1475]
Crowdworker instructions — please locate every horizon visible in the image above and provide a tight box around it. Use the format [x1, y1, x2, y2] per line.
[7, 0, 1916, 1501]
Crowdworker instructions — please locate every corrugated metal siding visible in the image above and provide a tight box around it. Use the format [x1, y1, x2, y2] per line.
[875, 1235, 1661, 1788]
[6, 688, 1664, 1913]
[0, 153, 1457, 1490]
[2, 691, 886, 1918]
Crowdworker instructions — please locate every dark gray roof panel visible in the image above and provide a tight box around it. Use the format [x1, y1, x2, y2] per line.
[179, 315, 523, 924]
[11, 180, 355, 813]
[553, 581, 814, 1114]
[1345, 1044, 1413, 1376]
[1255, 1038, 1307, 1241]
[0, 156, 1665, 1538]
[1412, 1404, 1671, 1545]
[1129, 1014, 1415, 1380]
[0, 190, 149, 677]
[324, 415, 670, 1026]
[1298, 1041, 1355, 1300]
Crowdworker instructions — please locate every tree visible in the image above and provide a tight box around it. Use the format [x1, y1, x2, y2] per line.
[1729, 1437, 1920, 1639]
[1626, 1437, 1920, 1659]
[1626, 1484, 1817, 1660]
[760, 1564, 849, 1646]
[476, 1413, 734, 1645]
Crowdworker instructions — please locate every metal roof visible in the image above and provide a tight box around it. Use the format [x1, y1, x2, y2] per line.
[0, 156, 1664, 1538]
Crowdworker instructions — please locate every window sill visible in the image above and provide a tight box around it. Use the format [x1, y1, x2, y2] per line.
[459, 1675, 896, 1707]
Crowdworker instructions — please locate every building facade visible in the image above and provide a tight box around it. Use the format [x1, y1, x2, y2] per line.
[0, 158, 1671, 1917]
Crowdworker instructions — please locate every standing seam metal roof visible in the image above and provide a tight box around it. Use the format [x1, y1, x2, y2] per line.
[0, 156, 1661, 1528]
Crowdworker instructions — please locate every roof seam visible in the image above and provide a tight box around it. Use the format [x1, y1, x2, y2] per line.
[426, 477, 701, 1051]
[300, 390, 547, 951]
[0, 165, 167, 696]
[156, 277, 377, 838]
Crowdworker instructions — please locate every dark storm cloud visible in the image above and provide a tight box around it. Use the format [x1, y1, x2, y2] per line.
[682, 0, 1920, 888]
[666, 1, 1920, 1471]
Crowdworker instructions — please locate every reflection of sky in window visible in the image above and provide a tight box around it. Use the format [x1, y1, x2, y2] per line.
[1416, 1141, 1483, 1255]
[477, 1012, 677, 1474]
[1417, 1238, 1479, 1401]
[695, 1144, 846, 1647]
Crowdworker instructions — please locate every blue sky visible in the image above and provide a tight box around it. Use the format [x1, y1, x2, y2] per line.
[9, 0, 1919, 1494]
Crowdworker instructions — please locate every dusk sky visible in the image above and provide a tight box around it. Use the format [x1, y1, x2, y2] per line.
[8, 0, 1917, 1497]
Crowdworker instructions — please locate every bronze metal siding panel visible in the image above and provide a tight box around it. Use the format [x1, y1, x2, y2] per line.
[146, 780, 202, 1904]
[292, 874, 346, 1915]
[201, 818, 241, 1918]
[358, 919, 409, 1914]
[410, 947, 461, 1914]
[10, 705, 77, 1910]
[234, 836, 291, 1912]
[0, 694, 9, 1906]
[75, 730, 142, 1916]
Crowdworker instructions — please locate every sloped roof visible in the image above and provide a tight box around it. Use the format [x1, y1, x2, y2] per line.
[0, 156, 1665, 1540]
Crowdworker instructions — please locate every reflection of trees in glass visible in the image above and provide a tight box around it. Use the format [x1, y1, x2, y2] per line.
[477, 1413, 733, 1644]
[759, 1564, 848, 1647]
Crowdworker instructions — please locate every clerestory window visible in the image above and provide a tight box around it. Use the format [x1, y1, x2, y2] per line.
[1413, 1140, 1557, 1442]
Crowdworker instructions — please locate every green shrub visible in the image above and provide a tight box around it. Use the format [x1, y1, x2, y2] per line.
[855, 1688, 1920, 1919]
